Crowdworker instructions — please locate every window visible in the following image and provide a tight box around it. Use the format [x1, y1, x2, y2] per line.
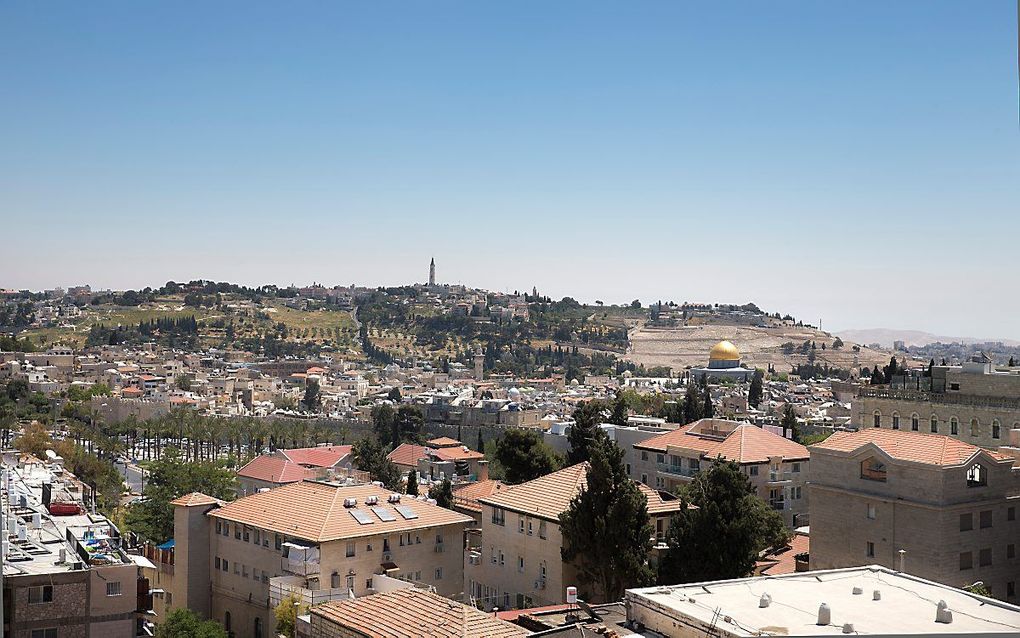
[873, 412, 881, 428]
[28, 585, 53, 604]
[967, 463, 987, 487]
[216, 520, 222, 534]
[491, 508, 505, 526]
[366, 542, 373, 551]
[640, 473, 647, 484]
[106, 581, 122, 597]
[275, 534, 282, 550]
[641, 451, 648, 461]
[749, 465, 758, 476]
[891, 413, 899, 430]
[527, 520, 533, 536]
[960, 551, 973, 570]
[498, 550, 505, 566]
[993, 421, 1001, 439]
[793, 486, 802, 499]
[792, 463, 801, 473]
[519, 517, 525, 534]
[224, 612, 231, 633]
[951, 418, 959, 435]
[242, 526, 250, 542]
[346, 574, 355, 591]
[979, 548, 992, 567]
[242, 564, 248, 578]
[254, 529, 260, 545]
[254, 618, 263, 638]
[346, 541, 356, 557]
[960, 513, 973, 531]
[1008, 582, 1016, 598]
[31, 630, 57, 638]
[1009, 507, 1016, 522]
[867, 504, 876, 520]
[435, 568, 443, 580]
[539, 520, 547, 539]
[215, 557, 221, 570]
[931, 415, 938, 433]
[911, 414, 919, 431]
[222, 559, 229, 572]
[1008, 544, 1015, 559]
[656, 454, 665, 464]
[950, 382, 960, 391]
[518, 556, 525, 572]
[861, 457, 887, 482]
[222, 522, 229, 536]
[866, 542, 875, 558]
[980, 510, 993, 529]
[234, 562, 240, 575]
[383, 538, 391, 552]
[235, 525, 241, 540]
[366, 578, 373, 590]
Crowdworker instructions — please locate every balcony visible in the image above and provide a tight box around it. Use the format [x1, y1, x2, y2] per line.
[282, 542, 320, 576]
[768, 471, 793, 483]
[770, 499, 786, 511]
[657, 463, 700, 478]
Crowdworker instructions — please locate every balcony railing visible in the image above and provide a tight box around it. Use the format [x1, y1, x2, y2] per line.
[768, 471, 793, 482]
[770, 500, 786, 511]
[657, 463, 700, 478]
[282, 556, 320, 577]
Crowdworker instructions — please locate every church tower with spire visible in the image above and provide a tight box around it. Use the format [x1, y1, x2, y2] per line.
[429, 258, 436, 286]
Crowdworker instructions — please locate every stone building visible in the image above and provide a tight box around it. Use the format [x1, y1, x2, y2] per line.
[809, 428, 1020, 602]
[631, 418, 810, 527]
[854, 354, 1020, 449]
[168, 481, 472, 638]
[466, 463, 681, 610]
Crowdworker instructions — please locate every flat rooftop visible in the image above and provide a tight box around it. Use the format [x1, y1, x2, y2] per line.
[627, 566, 1020, 636]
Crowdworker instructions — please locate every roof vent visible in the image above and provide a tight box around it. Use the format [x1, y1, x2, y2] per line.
[842, 623, 855, 634]
[365, 496, 379, 506]
[873, 589, 881, 601]
[936, 600, 953, 624]
[388, 494, 401, 503]
[852, 586, 863, 595]
[759, 593, 772, 608]
[343, 498, 357, 508]
[817, 603, 831, 626]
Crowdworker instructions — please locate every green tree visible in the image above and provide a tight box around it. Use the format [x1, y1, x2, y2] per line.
[682, 383, 702, 424]
[175, 374, 194, 391]
[387, 386, 402, 402]
[630, 299, 642, 309]
[302, 379, 321, 412]
[156, 608, 228, 638]
[124, 447, 236, 542]
[781, 404, 800, 442]
[406, 469, 419, 496]
[13, 422, 53, 458]
[658, 461, 790, 584]
[371, 404, 397, 447]
[747, 370, 763, 408]
[393, 405, 425, 444]
[494, 428, 561, 484]
[274, 593, 306, 638]
[560, 439, 654, 602]
[352, 436, 402, 490]
[429, 478, 454, 509]
[702, 384, 714, 418]
[568, 400, 608, 465]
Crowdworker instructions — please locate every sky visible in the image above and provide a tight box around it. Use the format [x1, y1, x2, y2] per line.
[1, 2, 1018, 338]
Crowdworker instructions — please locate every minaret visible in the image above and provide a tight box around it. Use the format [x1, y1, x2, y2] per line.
[474, 347, 484, 382]
[429, 257, 436, 286]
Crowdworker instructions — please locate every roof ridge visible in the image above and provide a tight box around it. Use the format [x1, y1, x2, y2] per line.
[318, 484, 347, 542]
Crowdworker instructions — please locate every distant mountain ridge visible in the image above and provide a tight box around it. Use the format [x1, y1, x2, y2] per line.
[836, 328, 1020, 349]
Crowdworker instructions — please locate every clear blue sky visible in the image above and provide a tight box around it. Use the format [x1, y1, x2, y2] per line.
[2, 2, 1018, 338]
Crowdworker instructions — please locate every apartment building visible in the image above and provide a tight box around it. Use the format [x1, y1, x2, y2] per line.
[2, 454, 149, 638]
[387, 438, 489, 483]
[235, 445, 356, 495]
[467, 463, 681, 610]
[170, 480, 473, 638]
[854, 354, 1020, 449]
[631, 418, 810, 527]
[809, 428, 1020, 601]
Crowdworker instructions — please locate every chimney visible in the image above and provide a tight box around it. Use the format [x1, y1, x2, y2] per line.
[477, 460, 490, 482]
[897, 549, 906, 573]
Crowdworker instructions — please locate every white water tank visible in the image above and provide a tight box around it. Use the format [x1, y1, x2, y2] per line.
[566, 587, 578, 603]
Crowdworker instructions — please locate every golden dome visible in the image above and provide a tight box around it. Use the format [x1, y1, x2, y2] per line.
[709, 340, 740, 361]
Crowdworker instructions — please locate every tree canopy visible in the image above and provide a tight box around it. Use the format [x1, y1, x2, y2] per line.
[429, 478, 454, 509]
[353, 436, 402, 490]
[156, 608, 228, 638]
[560, 438, 654, 602]
[568, 400, 609, 465]
[494, 428, 561, 485]
[658, 461, 790, 584]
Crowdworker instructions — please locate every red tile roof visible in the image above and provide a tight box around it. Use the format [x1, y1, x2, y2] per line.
[237, 455, 318, 484]
[387, 443, 428, 468]
[636, 420, 809, 463]
[170, 492, 223, 507]
[811, 429, 1009, 466]
[452, 479, 505, 513]
[427, 436, 463, 447]
[278, 445, 352, 468]
[432, 446, 485, 462]
[756, 532, 810, 576]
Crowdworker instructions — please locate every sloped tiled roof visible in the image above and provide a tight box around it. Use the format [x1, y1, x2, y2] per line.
[237, 455, 318, 484]
[811, 429, 1008, 466]
[452, 479, 505, 513]
[170, 492, 223, 507]
[479, 463, 682, 521]
[432, 446, 485, 462]
[427, 436, 462, 447]
[311, 588, 527, 638]
[387, 443, 428, 467]
[278, 445, 352, 468]
[636, 420, 809, 463]
[756, 532, 810, 576]
[208, 481, 472, 542]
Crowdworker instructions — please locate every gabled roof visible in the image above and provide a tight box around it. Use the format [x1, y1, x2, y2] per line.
[426, 436, 462, 447]
[432, 446, 485, 462]
[636, 420, 809, 463]
[170, 492, 223, 507]
[208, 481, 472, 542]
[387, 443, 428, 467]
[278, 445, 352, 468]
[479, 463, 682, 521]
[237, 455, 318, 484]
[311, 588, 527, 638]
[811, 429, 1011, 467]
[452, 479, 506, 513]
[756, 532, 810, 576]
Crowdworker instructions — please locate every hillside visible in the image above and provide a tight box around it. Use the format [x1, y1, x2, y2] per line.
[836, 328, 1020, 349]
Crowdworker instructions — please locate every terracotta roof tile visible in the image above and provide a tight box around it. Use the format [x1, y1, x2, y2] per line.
[811, 429, 1008, 466]
[237, 455, 318, 484]
[756, 532, 810, 576]
[209, 481, 472, 542]
[170, 492, 223, 507]
[452, 480, 505, 513]
[311, 588, 527, 638]
[426, 436, 462, 447]
[387, 443, 427, 468]
[636, 420, 808, 463]
[278, 445, 352, 468]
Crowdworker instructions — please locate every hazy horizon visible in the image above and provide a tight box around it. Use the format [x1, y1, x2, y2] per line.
[3, 2, 1018, 339]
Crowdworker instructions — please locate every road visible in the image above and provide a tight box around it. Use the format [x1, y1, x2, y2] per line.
[117, 460, 146, 493]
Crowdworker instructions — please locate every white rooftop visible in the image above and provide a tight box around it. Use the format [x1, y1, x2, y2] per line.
[627, 566, 1020, 636]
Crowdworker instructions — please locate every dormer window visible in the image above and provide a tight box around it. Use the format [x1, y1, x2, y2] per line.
[861, 457, 887, 482]
[966, 464, 987, 488]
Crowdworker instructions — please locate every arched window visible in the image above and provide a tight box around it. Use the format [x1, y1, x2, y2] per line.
[873, 411, 882, 428]
[992, 420, 1001, 440]
[254, 618, 263, 638]
[891, 412, 900, 430]
[224, 611, 231, 633]
[951, 417, 959, 435]
[931, 415, 939, 433]
[967, 463, 987, 487]
[970, 419, 980, 437]
[861, 457, 887, 482]
[911, 414, 919, 431]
